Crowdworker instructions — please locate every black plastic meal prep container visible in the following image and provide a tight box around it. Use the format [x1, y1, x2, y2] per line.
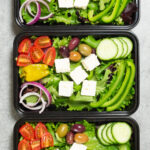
[14, 0, 140, 31]
[13, 116, 140, 150]
[13, 31, 139, 117]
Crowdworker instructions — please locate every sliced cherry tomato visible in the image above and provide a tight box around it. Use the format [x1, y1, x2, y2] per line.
[19, 123, 35, 140]
[35, 123, 48, 139]
[18, 38, 32, 54]
[17, 54, 32, 67]
[30, 46, 44, 63]
[18, 139, 31, 150]
[41, 132, 54, 148]
[43, 47, 56, 66]
[30, 139, 41, 150]
[34, 36, 51, 48]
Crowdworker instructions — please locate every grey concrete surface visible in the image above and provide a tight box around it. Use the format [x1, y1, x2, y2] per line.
[0, 0, 149, 149]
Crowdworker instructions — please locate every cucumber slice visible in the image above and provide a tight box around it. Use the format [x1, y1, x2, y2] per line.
[111, 38, 124, 59]
[112, 122, 132, 144]
[118, 144, 131, 150]
[97, 124, 110, 145]
[102, 123, 113, 144]
[107, 123, 117, 144]
[97, 39, 118, 60]
[121, 37, 133, 57]
[118, 38, 128, 58]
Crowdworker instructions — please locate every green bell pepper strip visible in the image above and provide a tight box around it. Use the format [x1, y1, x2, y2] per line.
[90, 61, 126, 108]
[101, 0, 121, 23]
[102, 65, 130, 107]
[116, 0, 129, 18]
[95, 61, 115, 76]
[88, 0, 116, 22]
[81, 36, 101, 49]
[106, 60, 135, 111]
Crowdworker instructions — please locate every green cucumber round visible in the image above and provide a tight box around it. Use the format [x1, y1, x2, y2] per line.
[112, 38, 124, 59]
[118, 38, 128, 58]
[97, 124, 110, 145]
[102, 123, 113, 144]
[111, 122, 132, 144]
[121, 37, 133, 57]
[106, 123, 117, 144]
[96, 39, 118, 61]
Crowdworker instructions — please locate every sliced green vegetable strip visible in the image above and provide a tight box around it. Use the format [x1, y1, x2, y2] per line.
[106, 60, 135, 111]
[89, 0, 116, 22]
[117, 0, 129, 17]
[102, 66, 130, 107]
[102, 0, 121, 23]
[90, 61, 126, 108]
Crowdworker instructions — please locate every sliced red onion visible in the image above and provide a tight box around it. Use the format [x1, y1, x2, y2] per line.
[20, 93, 43, 109]
[20, 92, 46, 114]
[19, 0, 31, 23]
[26, 1, 53, 20]
[26, 90, 42, 107]
[39, 100, 47, 114]
[27, 2, 41, 25]
[21, 101, 42, 110]
[20, 82, 52, 107]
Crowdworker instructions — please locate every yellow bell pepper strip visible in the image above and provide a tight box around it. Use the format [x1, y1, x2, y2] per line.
[21, 64, 50, 82]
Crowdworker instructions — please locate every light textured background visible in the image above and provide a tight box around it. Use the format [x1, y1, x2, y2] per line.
[0, 0, 149, 149]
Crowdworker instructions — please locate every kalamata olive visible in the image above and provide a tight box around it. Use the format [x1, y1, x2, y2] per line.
[69, 51, 81, 62]
[71, 124, 85, 133]
[56, 124, 68, 138]
[69, 37, 80, 50]
[66, 132, 74, 145]
[92, 48, 96, 54]
[59, 46, 70, 58]
[79, 44, 92, 56]
[74, 133, 89, 144]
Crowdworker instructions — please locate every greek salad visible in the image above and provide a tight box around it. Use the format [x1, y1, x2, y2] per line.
[19, 0, 137, 25]
[18, 120, 133, 150]
[16, 35, 136, 113]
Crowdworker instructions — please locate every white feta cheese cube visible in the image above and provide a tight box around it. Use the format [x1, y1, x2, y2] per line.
[74, 0, 89, 9]
[59, 81, 73, 97]
[58, 0, 74, 8]
[70, 66, 88, 85]
[70, 143, 87, 150]
[55, 58, 70, 73]
[81, 80, 97, 96]
[82, 54, 100, 71]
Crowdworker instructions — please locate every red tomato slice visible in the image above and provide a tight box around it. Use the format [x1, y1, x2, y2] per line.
[43, 47, 56, 66]
[35, 123, 48, 139]
[17, 54, 32, 67]
[19, 123, 35, 141]
[18, 38, 32, 54]
[18, 139, 31, 150]
[34, 36, 51, 48]
[41, 132, 54, 148]
[30, 46, 44, 63]
[30, 139, 41, 150]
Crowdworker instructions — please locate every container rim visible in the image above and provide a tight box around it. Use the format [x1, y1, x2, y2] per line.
[13, 116, 140, 150]
[14, 0, 140, 31]
[13, 31, 140, 117]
